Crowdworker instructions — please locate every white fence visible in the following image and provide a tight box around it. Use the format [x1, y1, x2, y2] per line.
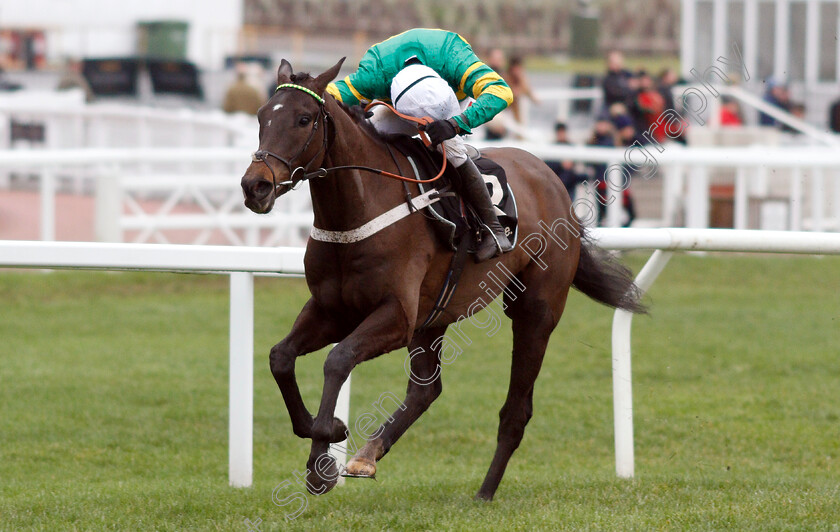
[474, 141, 840, 231]
[1, 143, 839, 245]
[3, 228, 840, 485]
[0, 90, 253, 152]
[0, 240, 308, 488]
[591, 227, 840, 477]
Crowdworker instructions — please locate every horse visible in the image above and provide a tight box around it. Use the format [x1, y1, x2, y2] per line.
[240, 58, 645, 501]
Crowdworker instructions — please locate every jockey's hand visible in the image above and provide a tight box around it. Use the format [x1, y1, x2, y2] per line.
[421, 118, 459, 146]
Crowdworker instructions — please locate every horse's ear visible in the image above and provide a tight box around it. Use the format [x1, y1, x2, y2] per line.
[277, 59, 293, 84]
[314, 57, 346, 94]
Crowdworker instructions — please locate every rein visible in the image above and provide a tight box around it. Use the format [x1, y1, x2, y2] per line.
[252, 84, 447, 192]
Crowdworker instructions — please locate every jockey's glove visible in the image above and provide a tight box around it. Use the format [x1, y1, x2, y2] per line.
[421, 118, 459, 146]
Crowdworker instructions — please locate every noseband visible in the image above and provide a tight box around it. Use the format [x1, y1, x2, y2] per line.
[251, 83, 333, 192]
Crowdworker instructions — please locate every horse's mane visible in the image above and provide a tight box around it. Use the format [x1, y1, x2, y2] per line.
[334, 102, 396, 145]
[288, 71, 401, 146]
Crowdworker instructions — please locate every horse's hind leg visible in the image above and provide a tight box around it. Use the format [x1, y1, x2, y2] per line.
[475, 278, 571, 501]
[344, 325, 447, 478]
[270, 298, 347, 440]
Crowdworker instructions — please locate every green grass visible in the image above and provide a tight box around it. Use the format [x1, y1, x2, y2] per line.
[1, 254, 839, 531]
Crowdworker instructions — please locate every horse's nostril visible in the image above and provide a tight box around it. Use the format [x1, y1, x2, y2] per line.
[251, 180, 274, 200]
[242, 179, 274, 200]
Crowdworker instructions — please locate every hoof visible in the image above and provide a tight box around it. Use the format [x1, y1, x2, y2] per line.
[474, 490, 494, 502]
[305, 455, 339, 495]
[342, 456, 376, 478]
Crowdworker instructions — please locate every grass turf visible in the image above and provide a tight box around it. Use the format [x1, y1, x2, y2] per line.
[0, 253, 838, 531]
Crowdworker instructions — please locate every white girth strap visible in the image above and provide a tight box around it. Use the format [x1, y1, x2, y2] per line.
[309, 189, 441, 244]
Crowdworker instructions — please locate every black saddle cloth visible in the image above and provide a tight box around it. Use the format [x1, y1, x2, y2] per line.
[388, 135, 519, 252]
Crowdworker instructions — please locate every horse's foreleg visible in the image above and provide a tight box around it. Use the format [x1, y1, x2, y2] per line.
[304, 297, 413, 495]
[270, 298, 345, 440]
[343, 325, 447, 478]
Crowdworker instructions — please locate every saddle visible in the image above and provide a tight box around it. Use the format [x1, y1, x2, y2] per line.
[387, 135, 520, 253]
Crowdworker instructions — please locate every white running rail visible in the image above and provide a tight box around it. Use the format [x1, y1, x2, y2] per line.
[0, 240, 307, 488]
[589, 227, 840, 478]
[2, 229, 839, 484]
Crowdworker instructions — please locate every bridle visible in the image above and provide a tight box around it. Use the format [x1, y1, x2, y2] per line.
[251, 83, 448, 193]
[251, 83, 333, 192]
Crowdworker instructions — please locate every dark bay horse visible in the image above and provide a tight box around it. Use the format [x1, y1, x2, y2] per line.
[240, 58, 645, 501]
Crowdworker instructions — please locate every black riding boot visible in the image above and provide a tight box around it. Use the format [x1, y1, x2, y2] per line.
[455, 158, 513, 262]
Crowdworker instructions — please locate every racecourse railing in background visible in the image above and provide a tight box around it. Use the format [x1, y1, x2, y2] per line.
[0, 89, 253, 153]
[4, 83, 840, 241]
[0, 147, 311, 246]
[2, 228, 840, 484]
[473, 141, 840, 231]
[1, 144, 839, 244]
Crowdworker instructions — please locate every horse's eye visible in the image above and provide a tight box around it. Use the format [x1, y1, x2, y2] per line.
[298, 116, 311, 127]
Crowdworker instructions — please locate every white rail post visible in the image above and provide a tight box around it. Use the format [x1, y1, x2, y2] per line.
[811, 168, 825, 231]
[606, 161, 623, 228]
[833, 171, 840, 230]
[680, 0, 697, 79]
[612, 249, 673, 478]
[790, 167, 803, 231]
[95, 169, 122, 243]
[40, 169, 56, 241]
[743, 0, 759, 85]
[804, 0, 820, 86]
[686, 166, 709, 228]
[663, 164, 683, 226]
[229, 272, 254, 488]
[773, 0, 790, 80]
[734, 167, 749, 230]
[330, 370, 352, 487]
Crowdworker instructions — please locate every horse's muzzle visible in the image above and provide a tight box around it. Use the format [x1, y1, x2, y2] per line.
[241, 165, 284, 213]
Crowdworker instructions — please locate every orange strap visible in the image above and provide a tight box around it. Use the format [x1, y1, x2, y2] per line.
[363, 101, 447, 184]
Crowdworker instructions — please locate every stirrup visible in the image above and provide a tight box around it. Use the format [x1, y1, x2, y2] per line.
[474, 226, 512, 263]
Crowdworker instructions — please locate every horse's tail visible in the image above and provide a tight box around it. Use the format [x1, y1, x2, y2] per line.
[572, 230, 647, 314]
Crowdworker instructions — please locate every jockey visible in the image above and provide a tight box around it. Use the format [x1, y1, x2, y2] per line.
[327, 28, 515, 262]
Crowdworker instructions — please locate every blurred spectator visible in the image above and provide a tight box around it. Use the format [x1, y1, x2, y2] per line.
[486, 48, 506, 74]
[588, 116, 636, 227]
[830, 97, 840, 134]
[553, 121, 570, 143]
[56, 58, 94, 102]
[602, 50, 634, 109]
[506, 56, 540, 126]
[587, 117, 613, 221]
[657, 68, 679, 112]
[782, 102, 807, 133]
[759, 78, 791, 127]
[0, 66, 22, 91]
[223, 64, 264, 115]
[480, 48, 512, 140]
[719, 96, 743, 126]
[631, 70, 665, 144]
[544, 122, 587, 200]
[608, 103, 636, 142]
[483, 112, 510, 140]
[616, 115, 637, 147]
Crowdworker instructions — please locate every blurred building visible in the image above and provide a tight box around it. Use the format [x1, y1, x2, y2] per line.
[0, 0, 243, 70]
[681, 0, 840, 127]
[241, 0, 680, 59]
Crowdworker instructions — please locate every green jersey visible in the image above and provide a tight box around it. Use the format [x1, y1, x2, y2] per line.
[326, 28, 513, 134]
